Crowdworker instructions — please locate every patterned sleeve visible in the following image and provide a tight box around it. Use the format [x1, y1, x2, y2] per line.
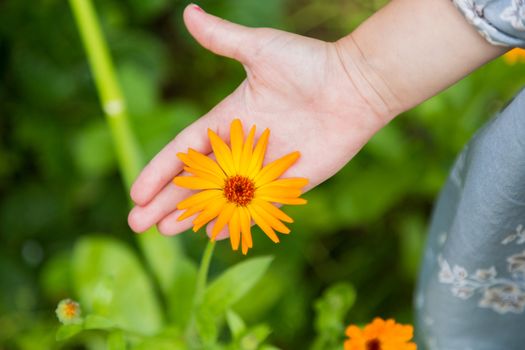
[453, 0, 525, 48]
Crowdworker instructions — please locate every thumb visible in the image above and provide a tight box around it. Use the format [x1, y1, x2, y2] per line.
[183, 4, 255, 64]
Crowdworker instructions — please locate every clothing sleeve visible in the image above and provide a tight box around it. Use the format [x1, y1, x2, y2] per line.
[453, 0, 525, 48]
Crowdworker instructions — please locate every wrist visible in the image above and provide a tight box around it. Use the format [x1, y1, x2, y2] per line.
[334, 0, 506, 124]
[333, 35, 404, 124]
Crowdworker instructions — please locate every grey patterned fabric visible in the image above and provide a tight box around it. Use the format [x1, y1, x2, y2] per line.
[415, 2, 525, 348]
[415, 88, 525, 349]
[453, 0, 525, 47]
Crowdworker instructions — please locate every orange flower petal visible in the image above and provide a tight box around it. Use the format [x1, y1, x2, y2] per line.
[247, 128, 269, 178]
[241, 237, 249, 255]
[252, 198, 293, 223]
[228, 208, 241, 250]
[208, 128, 236, 176]
[239, 206, 253, 248]
[211, 202, 236, 240]
[248, 205, 279, 243]
[344, 318, 416, 350]
[345, 325, 364, 339]
[250, 202, 290, 234]
[177, 151, 225, 180]
[192, 197, 227, 232]
[254, 151, 300, 187]
[177, 203, 207, 221]
[183, 167, 225, 187]
[174, 176, 221, 190]
[239, 126, 256, 176]
[256, 186, 302, 198]
[260, 177, 308, 189]
[503, 48, 525, 65]
[258, 196, 307, 205]
[172, 119, 307, 254]
[188, 148, 226, 178]
[230, 119, 244, 172]
[177, 189, 223, 210]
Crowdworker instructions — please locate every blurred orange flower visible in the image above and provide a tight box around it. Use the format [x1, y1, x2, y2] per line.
[344, 318, 416, 350]
[56, 299, 82, 325]
[173, 119, 308, 254]
[503, 48, 525, 65]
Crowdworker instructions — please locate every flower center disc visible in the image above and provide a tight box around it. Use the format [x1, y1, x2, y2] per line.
[224, 175, 255, 206]
[64, 303, 78, 317]
[366, 339, 381, 350]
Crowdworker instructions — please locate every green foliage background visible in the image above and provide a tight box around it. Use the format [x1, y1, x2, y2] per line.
[1, 0, 525, 349]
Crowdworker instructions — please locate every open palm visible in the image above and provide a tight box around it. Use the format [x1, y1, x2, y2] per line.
[128, 5, 384, 237]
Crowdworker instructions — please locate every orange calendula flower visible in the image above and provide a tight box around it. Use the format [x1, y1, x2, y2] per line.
[173, 119, 308, 254]
[344, 318, 416, 350]
[503, 48, 525, 65]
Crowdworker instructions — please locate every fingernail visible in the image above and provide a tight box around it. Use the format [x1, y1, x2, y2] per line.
[190, 3, 204, 12]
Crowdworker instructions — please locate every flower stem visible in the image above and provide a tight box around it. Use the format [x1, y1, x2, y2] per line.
[195, 240, 216, 305]
[68, 0, 144, 188]
[185, 240, 215, 345]
[69, 0, 173, 310]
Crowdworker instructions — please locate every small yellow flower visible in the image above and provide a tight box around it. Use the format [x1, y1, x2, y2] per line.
[173, 119, 308, 254]
[344, 318, 416, 350]
[55, 299, 82, 325]
[503, 48, 525, 65]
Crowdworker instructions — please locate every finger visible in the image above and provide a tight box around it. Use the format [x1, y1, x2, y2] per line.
[156, 209, 196, 236]
[183, 4, 256, 64]
[130, 85, 245, 206]
[130, 120, 212, 205]
[128, 182, 194, 233]
[205, 219, 231, 241]
[157, 207, 230, 240]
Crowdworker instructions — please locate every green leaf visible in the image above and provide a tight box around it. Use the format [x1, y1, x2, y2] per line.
[168, 257, 198, 328]
[239, 324, 272, 350]
[226, 310, 246, 340]
[72, 236, 163, 335]
[314, 283, 356, 333]
[107, 330, 126, 350]
[133, 328, 187, 350]
[56, 324, 83, 341]
[312, 283, 356, 350]
[84, 314, 115, 330]
[195, 306, 218, 345]
[137, 232, 187, 296]
[137, 232, 198, 328]
[196, 256, 273, 344]
[202, 256, 273, 317]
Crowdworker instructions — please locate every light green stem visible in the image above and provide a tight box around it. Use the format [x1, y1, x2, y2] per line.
[195, 240, 216, 306]
[69, 0, 172, 302]
[68, 0, 143, 188]
[185, 240, 215, 345]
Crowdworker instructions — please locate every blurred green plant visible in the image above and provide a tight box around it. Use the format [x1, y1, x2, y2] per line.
[1, 0, 525, 349]
[311, 283, 356, 350]
[47, 1, 281, 349]
[56, 236, 276, 349]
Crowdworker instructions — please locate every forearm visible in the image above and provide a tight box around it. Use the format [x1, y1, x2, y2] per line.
[336, 0, 507, 122]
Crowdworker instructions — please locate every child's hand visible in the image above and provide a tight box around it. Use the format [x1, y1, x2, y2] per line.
[129, 0, 504, 237]
[128, 4, 386, 236]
